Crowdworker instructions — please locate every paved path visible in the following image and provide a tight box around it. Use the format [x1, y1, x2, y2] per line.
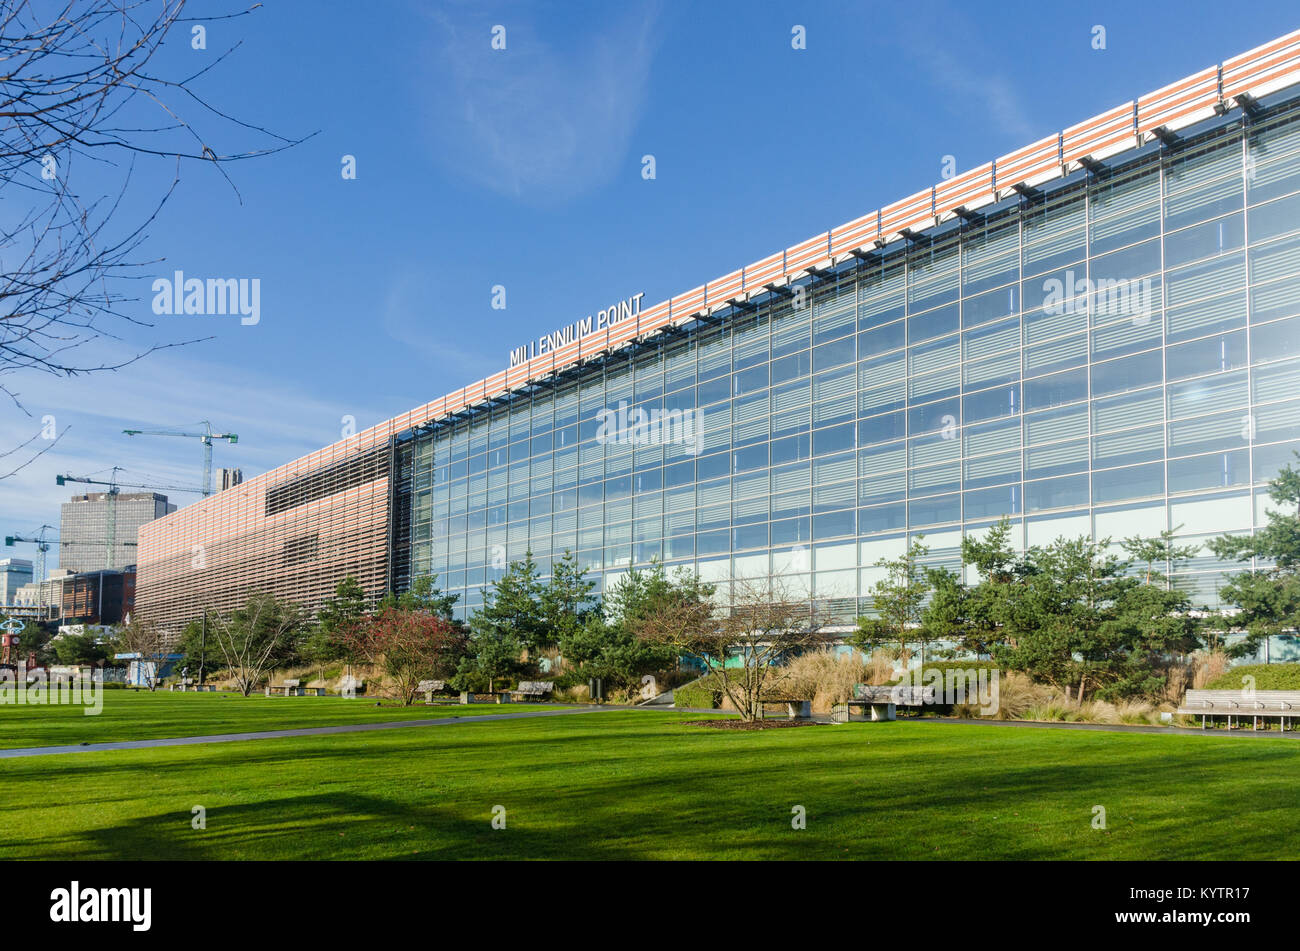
[0, 705, 619, 760]
[9, 702, 1289, 760]
[910, 715, 1300, 738]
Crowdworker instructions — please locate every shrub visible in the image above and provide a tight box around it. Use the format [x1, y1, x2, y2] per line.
[1205, 662, 1300, 691]
[674, 678, 721, 710]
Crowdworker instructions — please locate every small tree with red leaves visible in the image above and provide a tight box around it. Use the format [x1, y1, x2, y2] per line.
[343, 607, 467, 705]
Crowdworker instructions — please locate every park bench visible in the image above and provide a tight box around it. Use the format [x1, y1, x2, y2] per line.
[1178, 689, 1300, 730]
[266, 678, 326, 698]
[417, 679, 447, 703]
[757, 697, 812, 720]
[833, 684, 938, 722]
[510, 680, 554, 702]
[459, 690, 512, 705]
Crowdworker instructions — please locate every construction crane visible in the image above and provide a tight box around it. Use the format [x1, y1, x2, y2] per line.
[122, 421, 239, 497]
[4, 524, 57, 592]
[56, 469, 204, 569]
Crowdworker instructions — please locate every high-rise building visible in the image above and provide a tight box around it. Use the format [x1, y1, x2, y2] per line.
[60, 492, 175, 574]
[0, 557, 34, 605]
[138, 31, 1300, 634]
[219, 468, 244, 491]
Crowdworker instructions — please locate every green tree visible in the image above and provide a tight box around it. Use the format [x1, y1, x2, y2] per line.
[381, 573, 461, 620]
[852, 536, 932, 663]
[4, 617, 53, 666]
[1208, 458, 1300, 658]
[539, 551, 598, 653]
[1122, 527, 1201, 588]
[463, 554, 545, 691]
[51, 629, 109, 666]
[559, 563, 683, 690]
[304, 576, 369, 680]
[989, 535, 1195, 703]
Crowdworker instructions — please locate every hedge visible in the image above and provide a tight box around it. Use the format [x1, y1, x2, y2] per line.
[1205, 663, 1300, 691]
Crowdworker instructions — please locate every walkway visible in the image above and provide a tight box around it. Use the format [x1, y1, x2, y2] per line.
[0, 705, 616, 759]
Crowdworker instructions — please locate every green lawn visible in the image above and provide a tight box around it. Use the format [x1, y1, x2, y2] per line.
[1, 709, 1296, 860]
[0, 690, 561, 749]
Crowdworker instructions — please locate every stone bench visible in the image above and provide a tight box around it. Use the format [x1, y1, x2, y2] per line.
[1178, 689, 1300, 730]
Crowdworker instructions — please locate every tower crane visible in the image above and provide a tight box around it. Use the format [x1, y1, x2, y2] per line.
[55, 469, 204, 569]
[121, 421, 239, 497]
[3, 524, 57, 599]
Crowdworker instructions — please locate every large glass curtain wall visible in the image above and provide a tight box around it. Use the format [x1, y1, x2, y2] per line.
[409, 100, 1300, 624]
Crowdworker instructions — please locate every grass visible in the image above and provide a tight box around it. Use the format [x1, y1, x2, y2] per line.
[1, 708, 1297, 860]
[0, 690, 562, 749]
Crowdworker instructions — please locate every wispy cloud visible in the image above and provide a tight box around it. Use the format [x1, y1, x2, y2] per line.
[380, 270, 500, 382]
[417, 3, 662, 204]
[885, 3, 1038, 144]
[920, 45, 1039, 142]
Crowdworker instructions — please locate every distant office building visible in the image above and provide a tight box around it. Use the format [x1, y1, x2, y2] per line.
[59, 568, 136, 625]
[60, 492, 174, 573]
[13, 567, 135, 624]
[0, 557, 34, 605]
[219, 468, 244, 491]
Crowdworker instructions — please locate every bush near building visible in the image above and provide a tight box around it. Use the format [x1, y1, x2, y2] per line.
[1206, 663, 1300, 691]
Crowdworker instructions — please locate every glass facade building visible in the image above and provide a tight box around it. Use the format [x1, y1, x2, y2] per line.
[136, 32, 1300, 636]
[404, 99, 1300, 623]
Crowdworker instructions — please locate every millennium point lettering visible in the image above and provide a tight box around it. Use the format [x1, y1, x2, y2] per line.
[510, 292, 645, 367]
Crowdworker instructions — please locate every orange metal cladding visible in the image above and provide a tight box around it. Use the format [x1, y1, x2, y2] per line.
[783, 231, 831, 273]
[933, 162, 995, 219]
[637, 300, 671, 336]
[744, 251, 786, 289]
[994, 133, 1061, 195]
[135, 30, 1300, 631]
[137, 424, 397, 632]
[830, 211, 880, 260]
[1138, 66, 1221, 138]
[707, 269, 744, 312]
[1061, 101, 1137, 166]
[1222, 27, 1300, 102]
[607, 316, 640, 349]
[879, 189, 934, 238]
[671, 285, 707, 326]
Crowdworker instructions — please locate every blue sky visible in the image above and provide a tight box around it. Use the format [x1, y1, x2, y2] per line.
[2, 0, 1297, 566]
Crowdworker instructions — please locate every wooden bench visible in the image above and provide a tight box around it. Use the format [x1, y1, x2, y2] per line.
[1178, 689, 1300, 730]
[510, 680, 554, 702]
[833, 684, 938, 722]
[758, 697, 812, 720]
[266, 679, 326, 697]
